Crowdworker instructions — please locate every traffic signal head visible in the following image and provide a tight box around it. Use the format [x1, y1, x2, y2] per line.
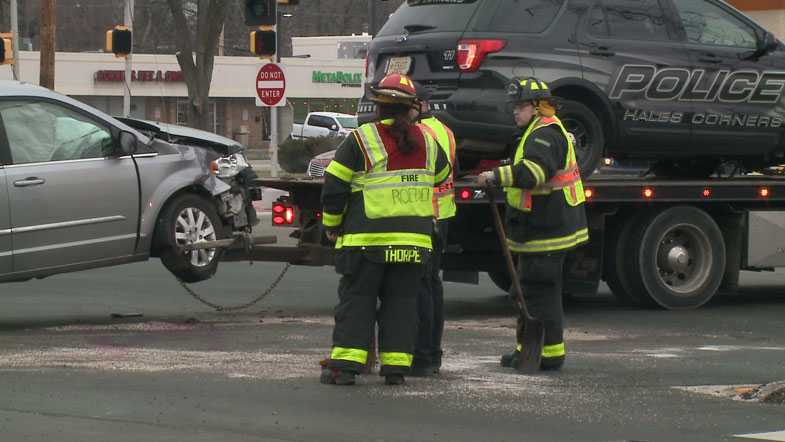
[105, 25, 132, 57]
[250, 30, 276, 58]
[245, 0, 276, 26]
[0, 33, 13, 65]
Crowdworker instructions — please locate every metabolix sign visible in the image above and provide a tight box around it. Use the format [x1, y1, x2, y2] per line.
[312, 70, 363, 87]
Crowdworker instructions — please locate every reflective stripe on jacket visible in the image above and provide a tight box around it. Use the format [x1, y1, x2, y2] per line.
[418, 116, 456, 220]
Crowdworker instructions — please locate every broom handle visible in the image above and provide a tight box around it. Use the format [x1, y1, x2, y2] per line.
[486, 185, 532, 319]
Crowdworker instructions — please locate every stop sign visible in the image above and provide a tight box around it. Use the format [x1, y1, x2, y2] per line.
[255, 63, 286, 107]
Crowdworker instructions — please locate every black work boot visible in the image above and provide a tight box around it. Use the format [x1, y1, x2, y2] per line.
[410, 358, 433, 378]
[500, 350, 520, 368]
[320, 368, 356, 385]
[384, 374, 405, 385]
[540, 356, 565, 371]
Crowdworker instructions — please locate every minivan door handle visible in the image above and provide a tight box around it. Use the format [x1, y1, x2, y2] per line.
[589, 46, 615, 57]
[13, 177, 46, 187]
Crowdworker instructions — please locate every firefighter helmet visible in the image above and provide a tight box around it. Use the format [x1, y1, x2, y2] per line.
[506, 77, 552, 103]
[369, 73, 419, 106]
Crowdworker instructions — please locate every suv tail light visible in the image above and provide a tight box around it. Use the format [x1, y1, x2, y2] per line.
[456, 39, 506, 73]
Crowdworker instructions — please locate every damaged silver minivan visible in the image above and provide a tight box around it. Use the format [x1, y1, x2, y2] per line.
[0, 81, 259, 284]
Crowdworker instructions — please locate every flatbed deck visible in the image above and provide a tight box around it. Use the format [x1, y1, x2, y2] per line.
[256, 172, 785, 205]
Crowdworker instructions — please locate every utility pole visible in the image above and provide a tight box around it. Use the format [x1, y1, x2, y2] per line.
[10, 0, 20, 80]
[269, 12, 280, 178]
[39, 0, 55, 90]
[123, 0, 134, 117]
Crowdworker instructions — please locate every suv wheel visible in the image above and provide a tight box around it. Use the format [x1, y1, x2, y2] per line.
[155, 194, 225, 283]
[559, 99, 604, 178]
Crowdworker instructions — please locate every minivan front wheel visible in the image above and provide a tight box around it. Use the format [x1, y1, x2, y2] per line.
[155, 193, 225, 283]
[558, 99, 604, 178]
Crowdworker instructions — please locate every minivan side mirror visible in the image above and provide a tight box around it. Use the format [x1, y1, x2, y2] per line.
[116, 130, 138, 156]
[330, 124, 339, 131]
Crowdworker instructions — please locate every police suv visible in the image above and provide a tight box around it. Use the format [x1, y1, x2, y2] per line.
[358, 0, 785, 177]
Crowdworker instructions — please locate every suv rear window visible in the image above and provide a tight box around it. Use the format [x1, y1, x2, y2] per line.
[480, 0, 565, 34]
[377, 0, 481, 36]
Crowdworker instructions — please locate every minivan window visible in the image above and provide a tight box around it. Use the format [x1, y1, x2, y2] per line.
[482, 0, 565, 34]
[0, 100, 113, 164]
[588, 0, 672, 41]
[672, 0, 757, 49]
[377, 0, 481, 36]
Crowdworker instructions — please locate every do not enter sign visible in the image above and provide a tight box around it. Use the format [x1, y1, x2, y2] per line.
[255, 63, 286, 107]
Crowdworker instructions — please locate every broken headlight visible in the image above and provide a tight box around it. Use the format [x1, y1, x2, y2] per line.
[211, 152, 250, 178]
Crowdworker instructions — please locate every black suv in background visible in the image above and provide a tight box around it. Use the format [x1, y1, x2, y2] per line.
[358, 0, 785, 177]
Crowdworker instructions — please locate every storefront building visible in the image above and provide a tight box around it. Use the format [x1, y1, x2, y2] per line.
[0, 44, 364, 149]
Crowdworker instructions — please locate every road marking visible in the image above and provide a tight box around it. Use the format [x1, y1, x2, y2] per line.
[697, 345, 785, 352]
[734, 431, 785, 441]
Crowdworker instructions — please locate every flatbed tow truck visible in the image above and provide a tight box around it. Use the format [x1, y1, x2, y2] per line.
[241, 170, 785, 310]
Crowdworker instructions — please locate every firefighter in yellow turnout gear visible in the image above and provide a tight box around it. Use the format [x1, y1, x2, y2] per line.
[478, 77, 589, 371]
[320, 73, 452, 386]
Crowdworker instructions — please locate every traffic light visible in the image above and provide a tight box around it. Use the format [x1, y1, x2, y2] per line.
[0, 33, 13, 66]
[250, 30, 276, 58]
[277, 0, 298, 4]
[105, 25, 132, 57]
[245, 0, 276, 26]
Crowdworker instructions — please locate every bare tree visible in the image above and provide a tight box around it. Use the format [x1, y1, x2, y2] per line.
[165, 0, 228, 131]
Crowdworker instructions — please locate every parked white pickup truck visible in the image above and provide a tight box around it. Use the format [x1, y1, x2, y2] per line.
[291, 112, 357, 140]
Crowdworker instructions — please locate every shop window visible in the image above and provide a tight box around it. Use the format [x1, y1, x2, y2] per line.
[176, 99, 188, 125]
[177, 98, 222, 134]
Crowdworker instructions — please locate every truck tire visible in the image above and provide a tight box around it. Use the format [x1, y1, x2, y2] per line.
[604, 212, 652, 306]
[628, 206, 726, 309]
[155, 193, 225, 283]
[559, 99, 603, 179]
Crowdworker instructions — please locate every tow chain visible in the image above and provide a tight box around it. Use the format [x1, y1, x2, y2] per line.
[177, 227, 299, 312]
[177, 262, 292, 312]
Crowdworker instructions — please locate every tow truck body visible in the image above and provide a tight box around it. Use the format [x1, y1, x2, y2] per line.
[253, 171, 785, 309]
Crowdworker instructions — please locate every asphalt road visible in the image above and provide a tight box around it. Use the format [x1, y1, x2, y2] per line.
[1, 222, 784, 441]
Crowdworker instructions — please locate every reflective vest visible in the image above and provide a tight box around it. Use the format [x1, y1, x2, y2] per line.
[333, 120, 440, 250]
[418, 117, 456, 220]
[505, 116, 585, 212]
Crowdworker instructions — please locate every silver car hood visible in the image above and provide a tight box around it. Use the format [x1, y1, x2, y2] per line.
[116, 117, 244, 155]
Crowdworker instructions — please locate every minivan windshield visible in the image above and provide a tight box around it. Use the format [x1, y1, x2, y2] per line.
[377, 0, 481, 36]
